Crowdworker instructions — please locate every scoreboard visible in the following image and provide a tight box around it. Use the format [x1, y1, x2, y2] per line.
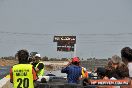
[54, 36, 76, 43]
[53, 36, 76, 52]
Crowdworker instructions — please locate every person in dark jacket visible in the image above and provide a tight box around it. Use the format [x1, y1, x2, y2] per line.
[61, 57, 82, 84]
[105, 55, 129, 79]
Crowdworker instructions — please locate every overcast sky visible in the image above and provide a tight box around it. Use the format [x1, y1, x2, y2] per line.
[0, 0, 132, 59]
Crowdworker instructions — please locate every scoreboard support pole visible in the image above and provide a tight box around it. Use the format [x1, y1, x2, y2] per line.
[73, 44, 77, 57]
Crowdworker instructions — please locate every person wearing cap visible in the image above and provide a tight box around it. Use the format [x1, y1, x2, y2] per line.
[81, 67, 88, 78]
[61, 57, 82, 84]
[105, 55, 129, 79]
[10, 49, 38, 88]
[32, 54, 45, 76]
[81, 67, 90, 88]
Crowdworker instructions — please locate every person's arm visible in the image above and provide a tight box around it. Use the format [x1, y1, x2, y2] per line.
[36, 63, 44, 72]
[32, 67, 38, 81]
[32, 67, 39, 88]
[61, 66, 69, 73]
[61, 62, 71, 73]
[35, 67, 39, 72]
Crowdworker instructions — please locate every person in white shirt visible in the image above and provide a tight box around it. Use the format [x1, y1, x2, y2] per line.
[121, 47, 132, 88]
[121, 47, 132, 77]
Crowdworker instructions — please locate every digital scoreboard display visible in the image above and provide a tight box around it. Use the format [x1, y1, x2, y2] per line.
[57, 46, 74, 52]
[53, 36, 76, 52]
[53, 36, 76, 44]
[57, 42, 75, 46]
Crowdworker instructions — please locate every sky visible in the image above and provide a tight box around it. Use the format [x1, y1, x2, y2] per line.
[0, 0, 132, 59]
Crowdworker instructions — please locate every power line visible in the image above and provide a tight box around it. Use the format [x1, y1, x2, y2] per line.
[0, 31, 132, 36]
[0, 31, 54, 36]
[0, 31, 132, 46]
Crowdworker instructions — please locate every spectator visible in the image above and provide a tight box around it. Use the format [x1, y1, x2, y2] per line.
[88, 68, 95, 79]
[92, 67, 98, 79]
[32, 54, 45, 76]
[10, 49, 38, 88]
[30, 56, 37, 67]
[121, 47, 132, 88]
[82, 67, 88, 78]
[81, 67, 90, 87]
[61, 57, 82, 84]
[121, 47, 132, 77]
[96, 67, 108, 79]
[96, 67, 115, 88]
[105, 55, 129, 79]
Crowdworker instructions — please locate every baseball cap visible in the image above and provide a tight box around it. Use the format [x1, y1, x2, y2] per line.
[72, 57, 80, 62]
[83, 67, 87, 72]
[35, 54, 41, 57]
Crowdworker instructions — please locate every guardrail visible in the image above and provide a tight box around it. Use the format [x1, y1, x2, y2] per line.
[0, 75, 11, 88]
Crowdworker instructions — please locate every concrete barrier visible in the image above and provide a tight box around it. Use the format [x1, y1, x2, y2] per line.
[0, 75, 12, 88]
